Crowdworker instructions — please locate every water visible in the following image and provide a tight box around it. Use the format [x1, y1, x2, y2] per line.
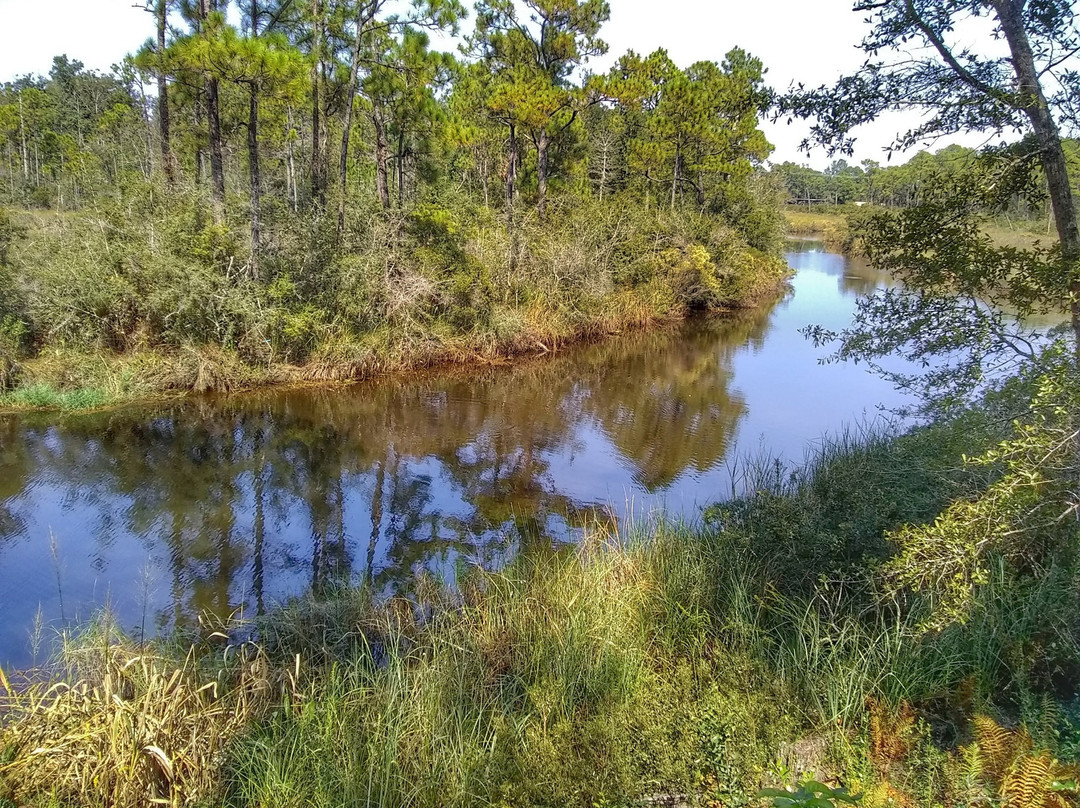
[0, 241, 906, 668]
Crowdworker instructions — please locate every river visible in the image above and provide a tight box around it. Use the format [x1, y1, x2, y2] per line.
[0, 241, 906, 668]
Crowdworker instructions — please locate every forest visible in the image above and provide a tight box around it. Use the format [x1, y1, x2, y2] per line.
[4, 1, 1080, 808]
[0, 0, 787, 409]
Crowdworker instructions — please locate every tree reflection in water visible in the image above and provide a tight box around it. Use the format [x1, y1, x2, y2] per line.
[0, 302, 777, 667]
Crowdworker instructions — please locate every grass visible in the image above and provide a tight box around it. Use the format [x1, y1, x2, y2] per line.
[982, 218, 1059, 251]
[0, 383, 110, 411]
[2, 401, 1078, 808]
[784, 208, 849, 236]
[783, 207, 855, 253]
[785, 205, 1067, 255]
[0, 277, 790, 415]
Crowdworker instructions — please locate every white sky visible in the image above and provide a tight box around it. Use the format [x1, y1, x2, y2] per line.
[0, 0, 1003, 168]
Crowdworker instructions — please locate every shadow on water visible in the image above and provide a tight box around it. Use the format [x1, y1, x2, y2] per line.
[0, 242, 902, 667]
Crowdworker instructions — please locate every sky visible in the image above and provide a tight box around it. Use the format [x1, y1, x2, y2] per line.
[0, 0, 1001, 168]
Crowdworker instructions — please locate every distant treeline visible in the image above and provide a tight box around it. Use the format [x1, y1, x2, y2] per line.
[772, 141, 1080, 214]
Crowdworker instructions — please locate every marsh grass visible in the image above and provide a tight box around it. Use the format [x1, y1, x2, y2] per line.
[225, 533, 796, 808]
[0, 619, 275, 807]
[0, 383, 109, 411]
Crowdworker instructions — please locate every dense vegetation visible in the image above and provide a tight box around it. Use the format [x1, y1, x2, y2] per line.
[3, 0, 1080, 806]
[0, 0, 788, 409]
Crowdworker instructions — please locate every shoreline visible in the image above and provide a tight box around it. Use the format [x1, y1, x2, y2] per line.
[0, 279, 791, 416]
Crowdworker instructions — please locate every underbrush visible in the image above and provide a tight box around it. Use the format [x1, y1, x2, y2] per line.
[0, 191, 790, 411]
[3, 397, 1078, 808]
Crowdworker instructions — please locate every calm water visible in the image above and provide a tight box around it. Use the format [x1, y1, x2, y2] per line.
[0, 242, 905, 668]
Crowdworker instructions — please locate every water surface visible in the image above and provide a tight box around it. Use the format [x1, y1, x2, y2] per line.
[0, 242, 905, 667]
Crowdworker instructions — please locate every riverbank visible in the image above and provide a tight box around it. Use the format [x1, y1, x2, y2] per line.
[0, 198, 790, 414]
[784, 208, 852, 252]
[0, 284, 786, 415]
[784, 205, 1059, 255]
[3, 392, 1079, 808]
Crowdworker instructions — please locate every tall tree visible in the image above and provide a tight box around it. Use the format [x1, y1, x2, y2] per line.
[365, 28, 455, 209]
[609, 48, 772, 212]
[309, 0, 327, 207]
[339, 0, 461, 230]
[201, 0, 227, 215]
[219, 13, 304, 275]
[148, 0, 177, 185]
[785, 0, 1080, 350]
[474, 0, 610, 218]
[337, 0, 379, 235]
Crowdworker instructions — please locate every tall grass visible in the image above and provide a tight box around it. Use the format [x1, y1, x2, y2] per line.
[0, 619, 274, 807]
[0, 383, 109, 411]
[225, 533, 794, 808]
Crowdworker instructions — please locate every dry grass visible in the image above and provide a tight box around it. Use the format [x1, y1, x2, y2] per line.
[784, 208, 848, 236]
[783, 209, 855, 254]
[982, 220, 1059, 251]
[0, 637, 279, 807]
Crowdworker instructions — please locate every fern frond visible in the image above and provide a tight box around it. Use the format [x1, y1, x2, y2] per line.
[1001, 753, 1053, 808]
[975, 714, 1016, 784]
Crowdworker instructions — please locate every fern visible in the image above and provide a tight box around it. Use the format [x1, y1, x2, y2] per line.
[868, 699, 917, 772]
[975, 714, 1021, 783]
[1003, 753, 1055, 808]
[967, 716, 1079, 808]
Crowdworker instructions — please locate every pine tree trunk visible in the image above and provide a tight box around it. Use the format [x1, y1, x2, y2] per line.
[506, 123, 519, 272]
[207, 75, 225, 216]
[373, 108, 390, 210]
[397, 132, 405, 208]
[536, 129, 549, 219]
[670, 148, 679, 212]
[195, 94, 205, 188]
[18, 93, 28, 183]
[505, 123, 518, 214]
[310, 0, 326, 207]
[286, 105, 298, 212]
[156, 0, 175, 186]
[248, 1, 261, 276]
[198, 0, 225, 216]
[248, 85, 261, 279]
[337, 6, 366, 239]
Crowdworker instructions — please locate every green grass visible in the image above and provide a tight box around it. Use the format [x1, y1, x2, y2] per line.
[223, 532, 799, 808]
[0, 382, 110, 410]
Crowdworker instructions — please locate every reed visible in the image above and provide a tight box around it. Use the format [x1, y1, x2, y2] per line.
[0, 625, 274, 807]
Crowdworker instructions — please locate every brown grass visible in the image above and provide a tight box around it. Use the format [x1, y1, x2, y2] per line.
[0, 640, 279, 807]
